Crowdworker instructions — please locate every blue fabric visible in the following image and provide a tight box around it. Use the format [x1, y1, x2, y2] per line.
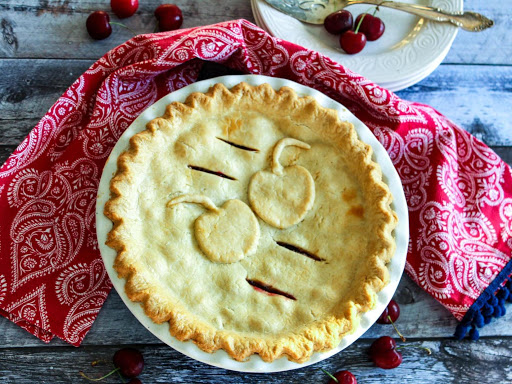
[455, 256, 512, 340]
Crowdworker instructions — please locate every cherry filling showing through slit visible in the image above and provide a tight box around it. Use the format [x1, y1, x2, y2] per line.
[276, 241, 325, 262]
[216, 137, 260, 152]
[187, 165, 237, 180]
[246, 278, 297, 300]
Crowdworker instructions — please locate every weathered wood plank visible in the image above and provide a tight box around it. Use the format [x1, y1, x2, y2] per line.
[0, 0, 508, 64]
[0, 145, 17, 163]
[443, 1, 508, 66]
[0, 338, 510, 383]
[1, 274, 511, 349]
[0, 59, 511, 146]
[395, 65, 512, 147]
[0, 58, 93, 127]
[0, 0, 255, 60]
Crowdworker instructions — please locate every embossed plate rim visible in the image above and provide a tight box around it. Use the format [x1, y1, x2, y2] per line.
[96, 74, 409, 373]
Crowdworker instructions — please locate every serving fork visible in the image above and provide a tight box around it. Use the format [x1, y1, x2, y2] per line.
[263, 0, 494, 32]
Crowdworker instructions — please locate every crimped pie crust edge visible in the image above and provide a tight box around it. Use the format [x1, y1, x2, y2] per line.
[104, 82, 398, 363]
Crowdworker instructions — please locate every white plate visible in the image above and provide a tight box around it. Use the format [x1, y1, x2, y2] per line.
[252, 0, 461, 91]
[96, 74, 409, 373]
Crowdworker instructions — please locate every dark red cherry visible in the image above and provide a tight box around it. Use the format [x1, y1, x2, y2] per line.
[377, 299, 400, 324]
[128, 379, 142, 384]
[340, 30, 366, 54]
[369, 336, 402, 369]
[355, 13, 385, 41]
[111, 0, 139, 19]
[369, 336, 431, 370]
[113, 348, 144, 378]
[372, 349, 403, 369]
[369, 335, 396, 356]
[324, 10, 353, 35]
[86, 11, 112, 40]
[328, 370, 357, 384]
[155, 4, 183, 31]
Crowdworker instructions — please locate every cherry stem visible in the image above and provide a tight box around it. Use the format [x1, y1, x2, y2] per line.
[90, 359, 110, 367]
[116, 369, 127, 384]
[372, 1, 385, 16]
[79, 367, 120, 382]
[396, 344, 432, 355]
[388, 315, 406, 342]
[354, 12, 366, 34]
[109, 21, 136, 36]
[320, 368, 339, 383]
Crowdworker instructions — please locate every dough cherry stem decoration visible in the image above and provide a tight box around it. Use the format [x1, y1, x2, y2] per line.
[168, 194, 260, 264]
[167, 194, 219, 213]
[248, 137, 315, 229]
[271, 137, 311, 176]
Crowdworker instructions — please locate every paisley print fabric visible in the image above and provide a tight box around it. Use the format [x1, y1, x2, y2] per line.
[0, 20, 510, 345]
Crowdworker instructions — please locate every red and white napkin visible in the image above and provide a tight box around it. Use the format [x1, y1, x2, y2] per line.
[0, 20, 510, 345]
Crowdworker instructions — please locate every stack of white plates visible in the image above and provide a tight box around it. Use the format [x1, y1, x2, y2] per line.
[251, 0, 462, 92]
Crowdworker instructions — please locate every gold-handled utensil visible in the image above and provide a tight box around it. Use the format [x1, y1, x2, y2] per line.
[263, 0, 494, 31]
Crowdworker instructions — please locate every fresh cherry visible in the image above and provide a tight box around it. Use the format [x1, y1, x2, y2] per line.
[329, 370, 357, 384]
[369, 336, 431, 370]
[369, 335, 396, 355]
[369, 336, 402, 369]
[86, 11, 112, 40]
[80, 348, 145, 382]
[113, 347, 144, 378]
[376, 299, 406, 341]
[372, 347, 403, 369]
[322, 368, 357, 384]
[377, 299, 400, 324]
[355, 13, 385, 41]
[111, 0, 139, 19]
[339, 30, 366, 54]
[155, 4, 183, 32]
[324, 10, 353, 35]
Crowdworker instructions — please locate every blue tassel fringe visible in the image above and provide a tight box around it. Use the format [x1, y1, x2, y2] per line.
[454, 257, 512, 340]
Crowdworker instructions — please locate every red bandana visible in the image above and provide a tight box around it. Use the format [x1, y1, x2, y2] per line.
[0, 20, 510, 345]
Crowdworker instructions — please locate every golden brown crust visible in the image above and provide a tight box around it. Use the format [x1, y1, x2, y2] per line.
[104, 82, 397, 363]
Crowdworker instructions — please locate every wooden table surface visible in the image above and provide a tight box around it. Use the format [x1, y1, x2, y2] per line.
[0, 1, 511, 383]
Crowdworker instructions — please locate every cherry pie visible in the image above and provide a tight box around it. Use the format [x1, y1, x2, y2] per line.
[104, 82, 397, 363]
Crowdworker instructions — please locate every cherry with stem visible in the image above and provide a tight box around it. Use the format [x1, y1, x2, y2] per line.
[339, 13, 367, 54]
[79, 347, 144, 382]
[369, 336, 431, 369]
[377, 299, 406, 342]
[111, 0, 139, 19]
[321, 368, 357, 384]
[355, 6, 385, 41]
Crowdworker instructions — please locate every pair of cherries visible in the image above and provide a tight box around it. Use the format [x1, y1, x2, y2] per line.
[322, 300, 400, 382]
[371, 299, 431, 369]
[324, 9, 385, 54]
[325, 299, 431, 383]
[86, 1, 183, 40]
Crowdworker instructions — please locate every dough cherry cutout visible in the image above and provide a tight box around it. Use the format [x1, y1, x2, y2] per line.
[168, 194, 260, 263]
[248, 138, 315, 229]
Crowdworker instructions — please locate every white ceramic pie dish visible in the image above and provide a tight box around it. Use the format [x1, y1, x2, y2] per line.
[96, 74, 409, 373]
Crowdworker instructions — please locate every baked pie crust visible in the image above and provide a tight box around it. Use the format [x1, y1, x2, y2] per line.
[104, 82, 397, 363]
